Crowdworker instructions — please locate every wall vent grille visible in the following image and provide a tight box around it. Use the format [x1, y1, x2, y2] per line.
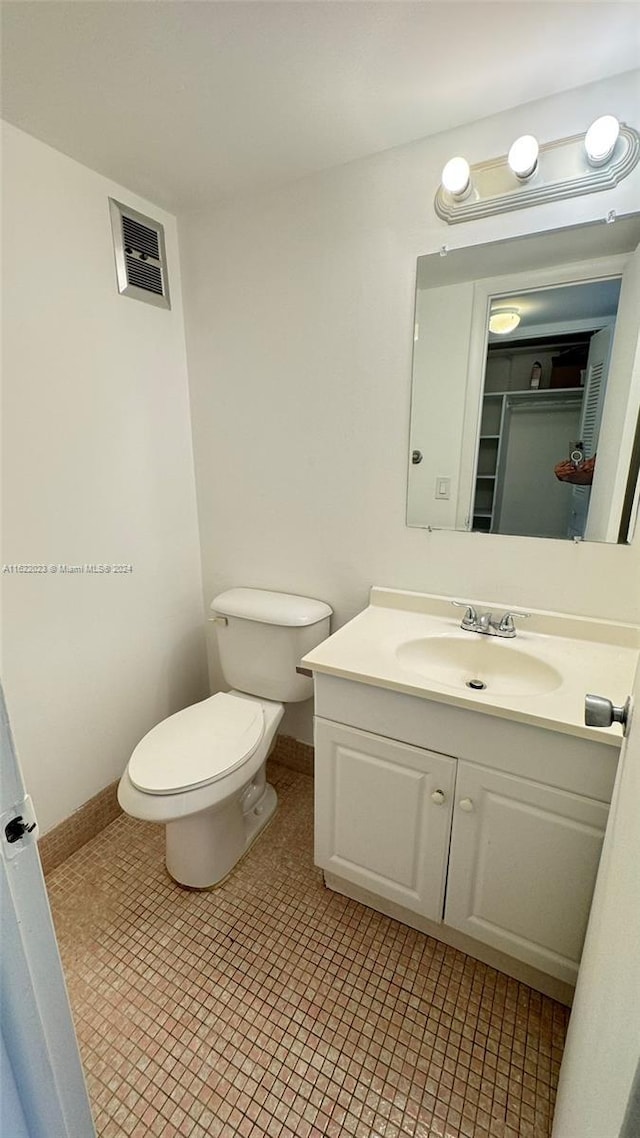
[109, 198, 170, 309]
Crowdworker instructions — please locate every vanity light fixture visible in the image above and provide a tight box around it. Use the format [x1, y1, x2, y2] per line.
[489, 308, 521, 335]
[584, 115, 620, 166]
[508, 135, 539, 180]
[435, 118, 639, 224]
[441, 156, 471, 199]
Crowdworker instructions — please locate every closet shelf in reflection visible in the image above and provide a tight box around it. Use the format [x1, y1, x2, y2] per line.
[483, 387, 584, 398]
[473, 384, 587, 534]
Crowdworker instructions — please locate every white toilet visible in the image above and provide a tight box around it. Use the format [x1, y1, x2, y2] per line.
[118, 588, 331, 888]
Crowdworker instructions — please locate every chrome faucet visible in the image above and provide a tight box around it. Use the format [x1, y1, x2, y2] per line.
[452, 601, 530, 638]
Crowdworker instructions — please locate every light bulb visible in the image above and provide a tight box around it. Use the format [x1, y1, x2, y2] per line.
[489, 308, 521, 335]
[441, 156, 471, 199]
[585, 115, 620, 166]
[508, 135, 539, 180]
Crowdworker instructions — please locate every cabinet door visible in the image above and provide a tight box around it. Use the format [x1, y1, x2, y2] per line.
[445, 761, 609, 984]
[314, 719, 456, 921]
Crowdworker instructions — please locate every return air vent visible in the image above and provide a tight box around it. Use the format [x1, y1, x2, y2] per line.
[109, 198, 170, 309]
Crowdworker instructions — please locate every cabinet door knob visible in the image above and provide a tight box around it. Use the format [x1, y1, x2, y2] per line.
[431, 789, 446, 805]
[459, 798, 474, 813]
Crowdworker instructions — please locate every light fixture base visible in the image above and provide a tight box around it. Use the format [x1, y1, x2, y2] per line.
[435, 125, 639, 225]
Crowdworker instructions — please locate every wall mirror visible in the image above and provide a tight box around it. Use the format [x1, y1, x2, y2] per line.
[407, 215, 640, 543]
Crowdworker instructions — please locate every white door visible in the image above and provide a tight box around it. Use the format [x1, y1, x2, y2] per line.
[586, 241, 640, 542]
[314, 719, 456, 920]
[552, 666, 640, 1137]
[444, 760, 609, 984]
[0, 683, 95, 1138]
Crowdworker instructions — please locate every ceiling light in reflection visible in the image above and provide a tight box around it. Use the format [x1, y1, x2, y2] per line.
[489, 308, 521, 335]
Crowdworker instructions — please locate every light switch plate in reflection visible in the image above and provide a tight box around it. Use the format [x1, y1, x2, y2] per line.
[435, 477, 451, 500]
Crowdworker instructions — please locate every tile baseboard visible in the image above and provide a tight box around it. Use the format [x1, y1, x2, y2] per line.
[39, 734, 313, 876]
[39, 780, 122, 876]
[270, 733, 314, 776]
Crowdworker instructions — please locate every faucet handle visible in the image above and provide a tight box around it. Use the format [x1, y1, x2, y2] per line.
[498, 610, 531, 633]
[452, 600, 478, 628]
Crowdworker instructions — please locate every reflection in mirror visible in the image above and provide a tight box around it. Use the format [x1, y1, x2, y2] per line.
[473, 279, 621, 540]
[407, 216, 640, 543]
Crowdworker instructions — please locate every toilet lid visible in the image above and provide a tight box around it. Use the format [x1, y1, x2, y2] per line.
[128, 693, 264, 795]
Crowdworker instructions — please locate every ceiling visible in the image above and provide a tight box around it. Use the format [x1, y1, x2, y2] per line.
[2, 2, 639, 212]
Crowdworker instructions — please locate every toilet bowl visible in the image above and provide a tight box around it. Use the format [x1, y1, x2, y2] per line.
[118, 690, 284, 888]
[118, 588, 331, 889]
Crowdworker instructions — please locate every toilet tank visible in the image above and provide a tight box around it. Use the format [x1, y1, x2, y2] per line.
[210, 588, 332, 702]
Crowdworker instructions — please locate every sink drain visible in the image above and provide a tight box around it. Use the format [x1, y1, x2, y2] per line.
[466, 678, 487, 691]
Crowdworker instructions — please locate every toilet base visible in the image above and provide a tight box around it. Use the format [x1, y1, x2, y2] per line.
[165, 780, 278, 889]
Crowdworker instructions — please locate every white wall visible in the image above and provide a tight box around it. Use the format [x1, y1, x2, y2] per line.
[1, 123, 208, 832]
[180, 71, 640, 745]
[496, 403, 582, 538]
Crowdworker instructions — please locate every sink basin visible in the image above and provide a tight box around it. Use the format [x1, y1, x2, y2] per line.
[396, 635, 563, 696]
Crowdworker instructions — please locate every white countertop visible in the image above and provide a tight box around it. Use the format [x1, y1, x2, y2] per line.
[302, 588, 640, 747]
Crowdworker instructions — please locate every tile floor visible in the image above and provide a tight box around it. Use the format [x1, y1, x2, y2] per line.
[46, 762, 569, 1138]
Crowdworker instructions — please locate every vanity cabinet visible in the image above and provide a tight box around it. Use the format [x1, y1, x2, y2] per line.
[314, 720, 455, 921]
[313, 688, 616, 992]
[304, 587, 634, 1000]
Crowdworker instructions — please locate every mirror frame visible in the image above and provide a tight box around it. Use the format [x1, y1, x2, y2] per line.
[407, 214, 640, 544]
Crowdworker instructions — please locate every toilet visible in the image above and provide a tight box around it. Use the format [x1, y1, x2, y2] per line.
[118, 588, 331, 888]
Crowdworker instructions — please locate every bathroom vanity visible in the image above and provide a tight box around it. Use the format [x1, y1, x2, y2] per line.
[302, 588, 639, 1004]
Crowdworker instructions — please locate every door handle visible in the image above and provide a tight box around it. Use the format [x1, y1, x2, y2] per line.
[585, 693, 631, 734]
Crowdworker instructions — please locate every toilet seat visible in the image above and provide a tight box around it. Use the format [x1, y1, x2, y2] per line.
[128, 692, 264, 795]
